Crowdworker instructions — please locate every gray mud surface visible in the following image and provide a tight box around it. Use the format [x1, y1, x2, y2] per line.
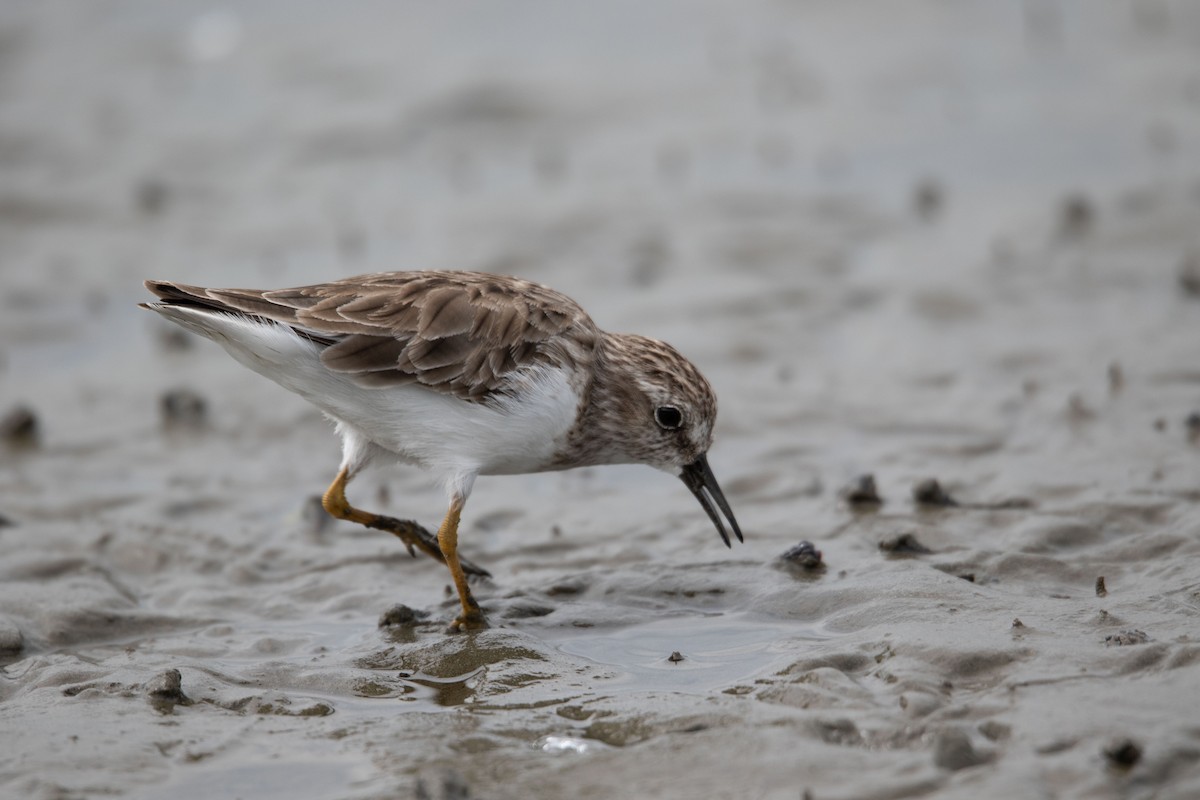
[3, 2, 1200, 798]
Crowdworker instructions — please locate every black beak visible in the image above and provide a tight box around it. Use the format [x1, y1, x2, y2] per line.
[680, 454, 743, 548]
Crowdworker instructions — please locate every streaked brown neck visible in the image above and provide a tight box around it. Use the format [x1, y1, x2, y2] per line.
[552, 332, 646, 469]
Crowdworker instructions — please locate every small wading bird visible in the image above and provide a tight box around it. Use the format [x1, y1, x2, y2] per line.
[142, 272, 742, 631]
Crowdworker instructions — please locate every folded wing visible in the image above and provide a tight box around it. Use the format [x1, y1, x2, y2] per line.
[144, 271, 597, 401]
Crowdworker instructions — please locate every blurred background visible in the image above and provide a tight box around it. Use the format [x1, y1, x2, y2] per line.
[3, 0, 1198, 457]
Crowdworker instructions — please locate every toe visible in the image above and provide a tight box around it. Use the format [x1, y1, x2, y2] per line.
[446, 610, 489, 633]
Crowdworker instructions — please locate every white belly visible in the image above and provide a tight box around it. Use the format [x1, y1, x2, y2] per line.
[156, 307, 581, 482]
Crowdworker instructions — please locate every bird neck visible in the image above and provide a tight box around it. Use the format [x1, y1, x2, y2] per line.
[553, 332, 645, 469]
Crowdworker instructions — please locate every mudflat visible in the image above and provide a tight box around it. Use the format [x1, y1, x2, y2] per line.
[2, 2, 1199, 798]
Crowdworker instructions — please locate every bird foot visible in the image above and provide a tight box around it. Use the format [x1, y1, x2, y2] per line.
[445, 609, 489, 634]
[369, 514, 492, 579]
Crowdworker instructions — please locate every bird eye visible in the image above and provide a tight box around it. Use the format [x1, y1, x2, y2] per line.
[654, 405, 684, 430]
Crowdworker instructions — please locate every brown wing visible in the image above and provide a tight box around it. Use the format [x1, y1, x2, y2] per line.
[144, 271, 598, 401]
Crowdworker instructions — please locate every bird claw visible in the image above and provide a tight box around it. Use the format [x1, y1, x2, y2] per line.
[446, 609, 489, 633]
[369, 513, 492, 579]
[457, 554, 492, 580]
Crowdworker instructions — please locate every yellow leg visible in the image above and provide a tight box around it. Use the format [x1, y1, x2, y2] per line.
[438, 499, 487, 632]
[322, 467, 379, 527]
[321, 468, 491, 578]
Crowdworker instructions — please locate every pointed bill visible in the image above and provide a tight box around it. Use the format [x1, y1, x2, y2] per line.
[679, 454, 743, 548]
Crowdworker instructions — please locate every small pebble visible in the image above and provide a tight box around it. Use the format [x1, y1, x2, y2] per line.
[502, 601, 554, 620]
[145, 668, 191, 711]
[160, 389, 207, 428]
[983, 497, 1035, 510]
[545, 577, 587, 597]
[1, 406, 39, 447]
[933, 727, 986, 771]
[1095, 576, 1108, 597]
[878, 532, 931, 555]
[779, 541, 824, 569]
[1104, 630, 1150, 646]
[1011, 618, 1025, 629]
[378, 604, 422, 627]
[146, 668, 185, 699]
[1103, 738, 1142, 769]
[843, 474, 882, 506]
[913, 478, 958, 507]
[667, 651, 684, 664]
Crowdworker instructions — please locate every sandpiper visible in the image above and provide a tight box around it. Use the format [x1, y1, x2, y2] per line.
[142, 271, 742, 630]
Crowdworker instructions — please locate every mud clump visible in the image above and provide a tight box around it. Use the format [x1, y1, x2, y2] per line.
[1104, 630, 1150, 646]
[1185, 412, 1200, 442]
[1103, 738, 1143, 769]
[146, 668, 192, 712]
[842, 474, 882, 507]
[879, 532, 932, 556]
[779, 541, 824, 570]
[913, 478, 957, 507]
[1, 405, 39, 448]
[933, 727, 987, 771]
[378, 604, 426, 627]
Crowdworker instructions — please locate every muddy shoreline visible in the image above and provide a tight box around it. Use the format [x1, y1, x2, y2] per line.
[3, 2, 1200, 798]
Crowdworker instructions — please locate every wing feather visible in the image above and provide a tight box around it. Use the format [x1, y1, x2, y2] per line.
[144, 271, 597, 401]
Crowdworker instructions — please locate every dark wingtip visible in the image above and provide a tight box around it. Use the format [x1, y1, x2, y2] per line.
[144, 279, 178, 298]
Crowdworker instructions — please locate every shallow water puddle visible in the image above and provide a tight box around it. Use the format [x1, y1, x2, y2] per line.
[550, 614, 825, 693]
